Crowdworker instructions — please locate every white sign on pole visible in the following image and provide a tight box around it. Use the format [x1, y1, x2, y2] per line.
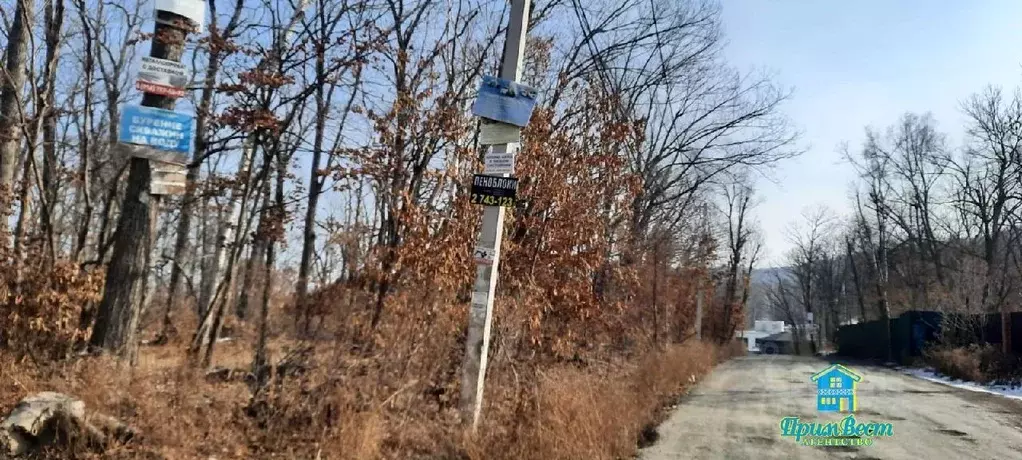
[140, 57, 188, 85]
[473, 246, 495, 265]
[807, 312, 814, 324]
[155, 0, 206, 30]
[137, 57, 189, 97]
[479, 121, 521, 145]
[484, 150, 515, 175]
[150, 160, 188, 195]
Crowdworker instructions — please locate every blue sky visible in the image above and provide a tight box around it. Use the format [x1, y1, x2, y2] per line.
[719, 0, 1022, 265]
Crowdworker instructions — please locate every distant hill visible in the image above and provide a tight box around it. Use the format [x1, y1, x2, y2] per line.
[744, 267, 791, 326]
[750, 266, 790, 286]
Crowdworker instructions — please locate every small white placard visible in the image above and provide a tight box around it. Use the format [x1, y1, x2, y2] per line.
[473, 246, 495, 265]
[479, 121, 521, 145]
[150, 160, 188, 196]
[139, 56, 189, 88]
[484, 151, 515, 175]
[155, 0, 206, 30]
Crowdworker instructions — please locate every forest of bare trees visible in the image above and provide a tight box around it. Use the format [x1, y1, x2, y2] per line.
[765, 88, 1022, 359]
[0, 0, 793, 457]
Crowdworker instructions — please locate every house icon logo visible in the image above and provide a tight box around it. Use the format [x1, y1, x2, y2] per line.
[811, 364, 861, 412]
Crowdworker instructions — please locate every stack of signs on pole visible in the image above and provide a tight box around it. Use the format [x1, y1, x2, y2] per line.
[472, 76, 538, 176]
[136, 57, 189, 98]
[118, 105, 194, 196]
[470, 174, 518, 207]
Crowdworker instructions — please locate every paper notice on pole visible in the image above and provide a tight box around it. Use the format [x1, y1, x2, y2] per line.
[471, 292, 489, 306]
[471, 75, 538, 127]
[484, 150, 515, 175]
[473, 246, 495, 265]
[155, 0, 206, 30]
[139, 57, 189, 88]
[479, 121, 521, 145]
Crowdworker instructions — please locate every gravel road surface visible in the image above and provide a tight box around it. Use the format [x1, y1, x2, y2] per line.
[639, 355, 1022, 460]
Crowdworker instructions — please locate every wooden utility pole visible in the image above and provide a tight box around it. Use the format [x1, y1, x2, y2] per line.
[459, 0, 530, 431]
[89, 7, 197, 363]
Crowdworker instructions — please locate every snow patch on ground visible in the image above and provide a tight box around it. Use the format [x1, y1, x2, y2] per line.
[902, 367, 1022, 401]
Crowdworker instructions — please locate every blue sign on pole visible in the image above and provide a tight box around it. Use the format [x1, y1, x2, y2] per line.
[118, 105, 194, 154]
[471, 76, 538, 128]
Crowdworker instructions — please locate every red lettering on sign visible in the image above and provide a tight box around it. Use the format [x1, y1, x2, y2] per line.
[136, 81, 186, 98]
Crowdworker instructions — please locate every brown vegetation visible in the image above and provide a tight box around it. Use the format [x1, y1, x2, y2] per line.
[0, 0, 786, 458]
[924, 344, 1022, 386]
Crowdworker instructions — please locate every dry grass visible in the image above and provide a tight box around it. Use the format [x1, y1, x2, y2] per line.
[924, 344, 1022, 385]
[462, 340, 726, 460]
[925, 344, 988, 383]
[0, 337, 735, 460]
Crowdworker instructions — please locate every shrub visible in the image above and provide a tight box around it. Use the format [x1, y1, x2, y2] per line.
[924, 344, 989, 383]
[0, 250, 103, 361]
[467, 341, 721, 460]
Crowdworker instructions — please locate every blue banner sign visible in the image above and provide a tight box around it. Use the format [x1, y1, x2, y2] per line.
[119, 105, 194, 154]
[471, 76, 538, 128]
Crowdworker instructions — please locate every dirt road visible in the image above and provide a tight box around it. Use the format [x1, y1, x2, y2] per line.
[639, 355, 1022, 460]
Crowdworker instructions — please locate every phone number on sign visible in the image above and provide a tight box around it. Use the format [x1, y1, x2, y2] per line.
[471, 194, 515, 207]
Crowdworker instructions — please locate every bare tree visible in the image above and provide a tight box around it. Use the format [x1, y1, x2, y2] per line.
[785, 205, 837, 351]
[720, 173, 758, 341]
[766, 270, 805, 355]
[954, 87, 1022, 351]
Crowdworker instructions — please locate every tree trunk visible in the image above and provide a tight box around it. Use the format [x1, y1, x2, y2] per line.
[88, 159, 158, 363]
[39, 0, 65, 264]
[237, 172, 271, 319]
[89, 11, 190, 362]
[253, 149, 286, 390]
[160, 59, 222, 340]
[0, 0, 33, 211]
[71, 0, 95, 263]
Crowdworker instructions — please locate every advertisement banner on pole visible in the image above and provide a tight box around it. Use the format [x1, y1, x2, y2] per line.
[136, 57, 189, 97]
[136, 81, 186, 98]
[471, 76, 538, 127]
[483, 150, 515, 175]
[473, 246, 496, 265]
[119, 105, 195, 155]
[479, 121, 521, 145]
[139, 57, 189, 86]
[470, 174, 518, 207]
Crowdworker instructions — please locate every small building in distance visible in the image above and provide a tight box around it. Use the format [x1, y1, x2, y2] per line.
[736, 320, 786, 352]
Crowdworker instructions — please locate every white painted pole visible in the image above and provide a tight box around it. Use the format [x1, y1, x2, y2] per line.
[459, 0, 530, 432]
[696, 286, 703, 341]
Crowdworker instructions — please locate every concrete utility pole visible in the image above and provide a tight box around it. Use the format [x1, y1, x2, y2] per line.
[459, 0, 530, 431]
[89, 9, 194, 363]
[695, 286, 703, 341]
